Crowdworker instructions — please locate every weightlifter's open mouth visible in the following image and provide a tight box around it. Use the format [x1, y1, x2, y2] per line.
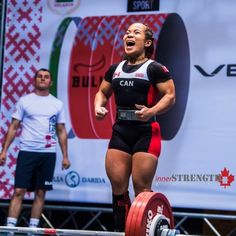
[126, 40, 135, 49]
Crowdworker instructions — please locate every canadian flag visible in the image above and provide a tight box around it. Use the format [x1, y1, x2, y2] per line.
[161, 65, 169, 73]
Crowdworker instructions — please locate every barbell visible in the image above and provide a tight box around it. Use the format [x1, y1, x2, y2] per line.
[0, 192, 193, 236]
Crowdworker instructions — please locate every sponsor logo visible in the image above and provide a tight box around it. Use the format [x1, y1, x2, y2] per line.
[72, 76, 103, 88]
[146, 210, 154, 235]
[73, 56, 105, 73]
[127, 0, 160, 12]
[53, 171, 106, 188]
[65, 171, 80, 188]
[53, 176, 64, 183]
[155, 167, 235, 189]
[219, 167, 235, 188]
[47, 0, 80, 15]
[81, 177, 106, 184]
[71, 57, 105, 88]
[135, 72, 144, 78]
[194, 64, 236, 77]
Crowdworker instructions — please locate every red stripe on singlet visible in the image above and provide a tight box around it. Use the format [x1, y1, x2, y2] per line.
[148, 121, 161, 157]
[147, 84, 157, 106]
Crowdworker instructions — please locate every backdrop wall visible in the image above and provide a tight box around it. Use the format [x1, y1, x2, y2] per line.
[0, 0, 235, 211]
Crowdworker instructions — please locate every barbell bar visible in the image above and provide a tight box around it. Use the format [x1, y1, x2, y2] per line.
[0, 192, 196, 236]
[0, 226, 188, 236]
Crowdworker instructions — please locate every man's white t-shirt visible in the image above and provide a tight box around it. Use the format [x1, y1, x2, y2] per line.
[12, 93, 66, 153]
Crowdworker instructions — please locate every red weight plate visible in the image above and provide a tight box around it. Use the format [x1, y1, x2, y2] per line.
[69, 13, 169, 139]
[134, 192, 156, 236]
[125, 193, 144, 236]
[142, 14, 169, 61]
[131, 192, 154, 236]
[68, 16, 104, 139]
[126, 192, 174, 236]
[125, 192, 148, 236]
[88, 16, 123, 139]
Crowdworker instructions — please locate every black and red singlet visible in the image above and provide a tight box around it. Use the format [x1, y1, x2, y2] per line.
[104, 59, 172, 157]
[105, 59, 171, 109]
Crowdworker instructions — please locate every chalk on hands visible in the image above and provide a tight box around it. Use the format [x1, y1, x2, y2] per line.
[99, 107, 108, 115]
[135, 104, 145, 114]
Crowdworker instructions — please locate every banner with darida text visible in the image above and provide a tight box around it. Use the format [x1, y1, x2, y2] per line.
[0, 0, 236, 211]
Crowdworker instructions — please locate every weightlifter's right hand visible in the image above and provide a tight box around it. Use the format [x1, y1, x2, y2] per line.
[95, 106, 108, 120]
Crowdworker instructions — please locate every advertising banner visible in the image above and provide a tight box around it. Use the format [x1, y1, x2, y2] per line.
[0, 0, 236, 211]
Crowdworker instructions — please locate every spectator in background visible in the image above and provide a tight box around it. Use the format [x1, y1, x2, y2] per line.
[0, 68, 70, 230]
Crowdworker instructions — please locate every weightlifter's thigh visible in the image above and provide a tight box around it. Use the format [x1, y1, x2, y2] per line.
[132, 152, 158, 196]
[105, 149, 132, 194]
